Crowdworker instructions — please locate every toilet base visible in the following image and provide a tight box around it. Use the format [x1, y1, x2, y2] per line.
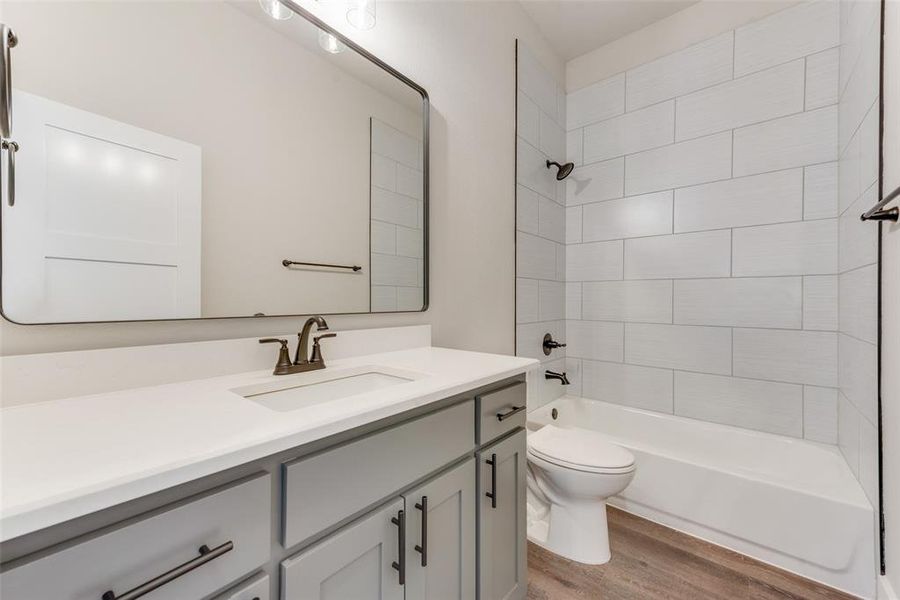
[527, 490, 612, 565]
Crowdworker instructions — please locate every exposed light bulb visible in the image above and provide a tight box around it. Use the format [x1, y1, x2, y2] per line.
[346, 0, 375, 30]
[258, 0, 293, 21]
[318, 29, 346, 54]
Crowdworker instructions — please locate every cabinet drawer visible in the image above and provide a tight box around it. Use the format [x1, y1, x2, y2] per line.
[0, 474, 271, 600]
[477, 382, 526, 445]
[283, 400, 474, 548]
[214, 572, 269, 600]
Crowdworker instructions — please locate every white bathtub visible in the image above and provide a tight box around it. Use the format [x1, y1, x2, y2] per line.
[528, 396, 876, 599]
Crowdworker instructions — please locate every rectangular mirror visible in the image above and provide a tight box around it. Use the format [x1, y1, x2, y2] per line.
[0, 0, 428, 324]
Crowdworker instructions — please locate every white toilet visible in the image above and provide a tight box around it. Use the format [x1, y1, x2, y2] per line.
[526, 424, 636, 565]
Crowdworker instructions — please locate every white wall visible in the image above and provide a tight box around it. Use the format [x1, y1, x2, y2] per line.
[0, 1, 563, 357]
[837, 0, 881, 510]
[881, 1, 900, 596]
[554, 1, 844, 442]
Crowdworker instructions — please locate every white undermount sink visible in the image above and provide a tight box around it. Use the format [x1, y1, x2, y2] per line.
[231, 365, 424, 412]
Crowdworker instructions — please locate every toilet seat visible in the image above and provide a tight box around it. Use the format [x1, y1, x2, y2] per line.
[528, 425, 635, 474]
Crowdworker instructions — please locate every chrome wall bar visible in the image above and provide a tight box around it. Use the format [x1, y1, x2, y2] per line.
[861, 184, 900, 222]
[282, 259, 362, 272]
[1, 23, 18, 207]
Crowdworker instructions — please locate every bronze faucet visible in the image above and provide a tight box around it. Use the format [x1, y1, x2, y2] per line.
[259, 316, 337, 375]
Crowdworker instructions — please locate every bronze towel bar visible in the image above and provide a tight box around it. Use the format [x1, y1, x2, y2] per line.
[282, 259, 362, 272]
[861, 184, 900, 222]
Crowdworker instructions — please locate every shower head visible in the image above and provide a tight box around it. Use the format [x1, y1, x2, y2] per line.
[546, 159, 574, 181]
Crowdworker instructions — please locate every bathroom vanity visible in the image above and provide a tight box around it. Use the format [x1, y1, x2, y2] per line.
[0, 337, 534, 600]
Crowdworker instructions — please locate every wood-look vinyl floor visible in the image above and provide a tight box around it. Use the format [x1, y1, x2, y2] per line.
[527, 507, 859, 600]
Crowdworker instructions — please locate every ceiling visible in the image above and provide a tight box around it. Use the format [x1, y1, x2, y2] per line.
[519, 0, 699, 61]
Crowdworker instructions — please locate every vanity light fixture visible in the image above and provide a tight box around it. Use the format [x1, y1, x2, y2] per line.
[318, 29, 346, 54]
[259, 0, 293, 21]
[346, 0, 375, 30]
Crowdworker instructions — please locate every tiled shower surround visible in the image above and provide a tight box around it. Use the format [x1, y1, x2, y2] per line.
[837, 0, 881, 506]
[515, 43, 568, 405]
[517, 0, 878, 465]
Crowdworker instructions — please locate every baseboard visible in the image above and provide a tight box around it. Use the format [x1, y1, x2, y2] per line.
[880, 576, 899, 600]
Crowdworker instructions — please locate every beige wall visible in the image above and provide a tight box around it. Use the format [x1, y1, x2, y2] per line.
[2, 1, 421, 319]
[0, 1, 563, 355]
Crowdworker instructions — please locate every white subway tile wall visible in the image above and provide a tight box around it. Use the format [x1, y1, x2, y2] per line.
[803, 161, 839, 219]
[567, 73, 625, 130]
[732, 219, 838, 277]
[836, 0, 880, 505]
[582, 360, 675, 413]
[624, 323, 733, 375]
[583, 101, 675, 163]
[733, 0, 839, 77]
[674, 170, 803, 233]
[674, 372, 804, 436]
[517, 1, 848, 442]
[803, 385, 839, 443]
[517, 2, 877, 463]
[566, 158, 624, 205]
[625, 32, 734, 111]
[732, 105, 838, 176]
[674, 59, 805, 141]
[802, 275, 839, 330]
[582, 280, 672, 323]
[624, 131, 733, 195]
[516, 43, 569, 409]
[673, 277, 802, 329]
[805, 48, 840, 110]
[370, 118, 424, 311]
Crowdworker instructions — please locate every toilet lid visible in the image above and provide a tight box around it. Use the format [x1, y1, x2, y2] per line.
[528, 425, 635, 472]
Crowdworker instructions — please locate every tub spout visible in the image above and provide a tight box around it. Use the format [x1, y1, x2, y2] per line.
[545, 370, 570, 385]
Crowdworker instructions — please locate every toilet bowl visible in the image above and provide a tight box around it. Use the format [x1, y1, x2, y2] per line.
[526, 424, 636, 565]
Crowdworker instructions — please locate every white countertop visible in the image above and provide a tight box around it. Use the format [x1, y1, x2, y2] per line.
[0, 346, 537, 542]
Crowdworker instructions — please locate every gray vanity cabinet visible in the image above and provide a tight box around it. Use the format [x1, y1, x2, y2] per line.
[281, 498, 405, 600]
[477, 430, 527, 600]
[403, 459, 476, 600]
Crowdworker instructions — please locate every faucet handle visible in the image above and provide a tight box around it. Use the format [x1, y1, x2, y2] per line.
[311, 333, 337, 363]
[542, 333, 566, 356]
[259, 338, 293, 374]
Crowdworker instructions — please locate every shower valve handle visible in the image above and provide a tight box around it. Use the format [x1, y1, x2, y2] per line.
[542, 333, 566, 356]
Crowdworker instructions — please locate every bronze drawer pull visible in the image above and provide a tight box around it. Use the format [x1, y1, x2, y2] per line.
[496, 405, 525, 422]
[485, 454, 497, 509]
[100, 540, 233, 600]
[391, 509, 406, 585]
[414, 496, 428, 567]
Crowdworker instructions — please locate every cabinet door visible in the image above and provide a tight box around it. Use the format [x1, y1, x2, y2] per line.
[477, 430, 527, 600]
[281, 499, 405, 600]
[403, 459, 476, 600]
